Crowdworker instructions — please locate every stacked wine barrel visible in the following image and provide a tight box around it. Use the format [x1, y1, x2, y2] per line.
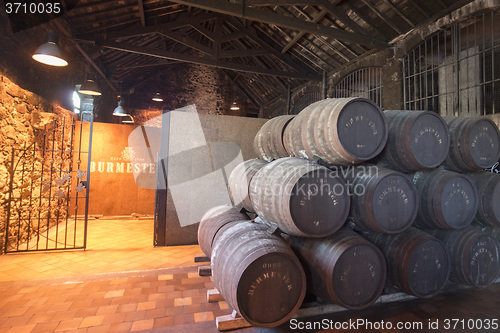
[200, 98, 500, 328]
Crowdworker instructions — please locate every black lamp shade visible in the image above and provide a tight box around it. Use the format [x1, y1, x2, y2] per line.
[32, 32, 68, 67]
[79, 79, 102, 96]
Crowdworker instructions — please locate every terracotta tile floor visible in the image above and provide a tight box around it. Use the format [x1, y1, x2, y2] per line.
[1, 218, 500, 332]
[0, 218, 201, 282]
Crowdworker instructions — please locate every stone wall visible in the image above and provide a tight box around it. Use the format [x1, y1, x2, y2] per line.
[123, 63, 259, 118]
[0, 73, 74, 253]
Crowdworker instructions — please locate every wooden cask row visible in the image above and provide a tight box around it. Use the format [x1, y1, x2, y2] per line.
[410, 169, 478, 229]
[467, 172, 500, 227]
[283, 98, 388, 165]
[211, 221, 306, 327]
[197, 205, 249, 258]
[375, 110, 450, 172]
[289, 228, 386, 310]
[342, 165, 418, 234]
[249, 157, 350, 237]
[364, 227, 450, 298]
[228, 159, 267, 212]
[442, 116, 500, 172]
[425, 228, 500, 287]
[253, 115, 294, 161]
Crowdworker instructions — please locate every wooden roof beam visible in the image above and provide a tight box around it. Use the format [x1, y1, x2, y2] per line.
[88, 12, 217, 40]
[225, 17, 313, 75]
[343, 2, 387, 38]
[317, 0, 369, 37]
[360, 0, 403, 34]
[383, 0, 416, 28]
[93, 39, 322, 81]
[281, 8, 328, 54]
[138, 0, 146, 26]
[169, 0, 390, 49]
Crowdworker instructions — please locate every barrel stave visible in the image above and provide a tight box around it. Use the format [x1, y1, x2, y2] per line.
[211, 222, 306, 327]
[364, 227, 450, 298]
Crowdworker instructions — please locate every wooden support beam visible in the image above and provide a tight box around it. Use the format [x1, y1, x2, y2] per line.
[225, 17, 313, 75]
[88, 12, 217, 40]
[158, 29, 214, 55]
[94, 40, 322, 80]
[317, 0, 369, 37]
[219, 48, 271, 58]
[198, 265, 211, 276]
[383, 0, 416, 28]
[245, 0, 316, 5]
[408, 0, 431, 19]
[222, 70, 261, 108]
[281, 9, 328, 54]
[138, 0, 146, 26]
[169, 0, 390, 49]
[207, 288, 224, 302]
[54, 20, 118, 93]
[343, 2, 387, 38]
[194, 254, 211, 262]
[360, 0, 403, 34]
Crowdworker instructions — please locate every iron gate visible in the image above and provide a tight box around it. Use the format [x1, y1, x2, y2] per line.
[2, 112, 93, 253]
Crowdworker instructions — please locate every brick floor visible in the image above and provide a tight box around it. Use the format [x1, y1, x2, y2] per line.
[2, 219, 500, 332]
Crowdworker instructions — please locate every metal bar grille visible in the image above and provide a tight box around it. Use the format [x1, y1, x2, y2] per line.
[403, 10, 500, 116]
[2, 114, 93, 253]
[333, 67, 383, 108]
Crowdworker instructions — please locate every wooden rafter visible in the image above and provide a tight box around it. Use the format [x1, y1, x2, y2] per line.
[343, 1, 387, 38]
[281, 9, 328, 54]
[138, 0, 146, 26]
[360, 0, 403, 34]
[168, 0, 390, 49]
[92, 39, 322, 81]
[383, 0, 416, 28]
[317, 0, 368, 36]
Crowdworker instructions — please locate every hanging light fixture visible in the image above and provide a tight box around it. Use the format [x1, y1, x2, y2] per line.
[32, 32, 68, 67]
[230, 101, 240, 111]
[121, 115, 135, 124]
[113, 98, 129, 117]
[78, 78, 102, 96]
[152, 92, 163, 102]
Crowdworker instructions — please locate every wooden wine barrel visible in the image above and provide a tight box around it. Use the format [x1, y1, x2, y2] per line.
[442, 116, 500, 172]
[342, 165, 418, 234]
[426, 228, 500, 287]
[289, 228, 386, 310]
[249, 157, 350, 237]
[197, 205, 249, 258]
[211, 221, 306, 327]
[364, 227, 450, 298]
[376, 110, 450, 172]
[228, 159, 267, 212]
[253, 115, 294, 161]
[467, 172, 500, 227]
[283, 98, 388, 165]
[410, 169, 478, 229]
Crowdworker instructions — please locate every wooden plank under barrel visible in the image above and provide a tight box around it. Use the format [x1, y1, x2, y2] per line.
[410, 169, 478, 229]
[363, 227, 450, 298]
[211, 221, 306, 328]
[288, 228, 386, 310]
[249, 157, 350, 237]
